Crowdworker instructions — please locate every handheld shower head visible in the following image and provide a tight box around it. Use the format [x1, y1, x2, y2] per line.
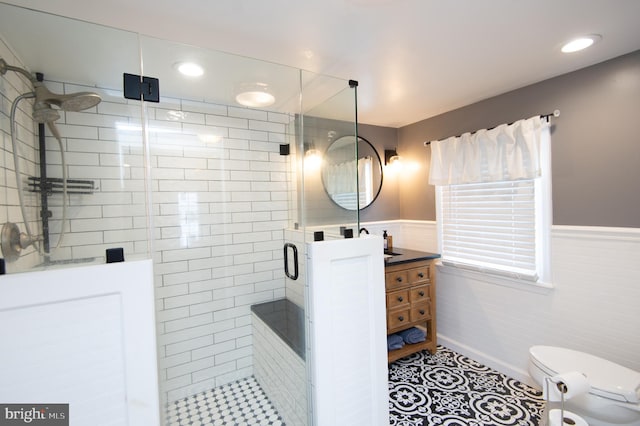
[60, 92, 102, 111]
[1, 58, 102, 123]
[33, 82, 102, 113]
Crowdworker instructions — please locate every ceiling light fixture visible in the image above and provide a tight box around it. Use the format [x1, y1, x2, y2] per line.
[175, 61, 204, 77]
[235, 83, 275, 108]
[561, 34, 602, 53]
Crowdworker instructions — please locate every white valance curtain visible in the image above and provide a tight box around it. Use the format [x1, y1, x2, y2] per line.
[428, 116, 548, 185]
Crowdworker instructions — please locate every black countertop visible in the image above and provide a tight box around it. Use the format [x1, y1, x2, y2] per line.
[384, 247, 440, 266]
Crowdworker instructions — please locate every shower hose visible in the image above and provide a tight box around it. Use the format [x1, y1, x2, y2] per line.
[10, 92, 68, 253]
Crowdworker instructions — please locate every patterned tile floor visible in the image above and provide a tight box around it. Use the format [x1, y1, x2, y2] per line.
[166, 376, 284, 425]
[167, 346, 544, 425]
[389, 346, 545, 426]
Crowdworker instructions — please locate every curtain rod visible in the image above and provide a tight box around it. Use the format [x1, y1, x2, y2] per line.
[423, 109, 560, 146]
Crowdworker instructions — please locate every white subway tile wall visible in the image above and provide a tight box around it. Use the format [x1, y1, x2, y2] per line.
[42, 81, 149, 264]
[253, 312, 307, 426]
[0, 40, 40, 270]
[146, 96, 294, 404]
[0, 50, 151, 267]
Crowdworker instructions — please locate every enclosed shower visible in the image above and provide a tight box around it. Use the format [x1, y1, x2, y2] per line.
[0, 3, 388, 426]
[1, 57, 102, 262]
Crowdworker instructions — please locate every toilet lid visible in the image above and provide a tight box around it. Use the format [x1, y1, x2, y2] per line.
[530, 345, 640, 403]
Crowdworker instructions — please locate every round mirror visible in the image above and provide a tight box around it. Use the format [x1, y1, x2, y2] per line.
[321, 135, 383, 210]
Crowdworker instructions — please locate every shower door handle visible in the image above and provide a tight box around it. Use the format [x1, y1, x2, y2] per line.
[284, 243, 299, 280]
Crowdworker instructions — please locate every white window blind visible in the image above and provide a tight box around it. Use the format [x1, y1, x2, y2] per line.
[439, 179, 539, 280]
[430, 115, 552, 285]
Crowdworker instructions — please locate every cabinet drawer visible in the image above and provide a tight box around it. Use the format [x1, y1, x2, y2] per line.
[410, 284, 430, 303]
[386, 289, 410, 309]
[410, 303, 430, 321]
[407, 266, 430, 284]
[385, 271, 409, 290]
[387, 308, 410, 330]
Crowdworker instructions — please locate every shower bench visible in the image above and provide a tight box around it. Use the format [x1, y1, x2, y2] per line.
[251, 299, 306, 426]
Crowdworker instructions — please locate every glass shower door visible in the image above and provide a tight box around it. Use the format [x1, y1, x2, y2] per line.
[138, 34, 318, 425]
[138, 30, 361, 423]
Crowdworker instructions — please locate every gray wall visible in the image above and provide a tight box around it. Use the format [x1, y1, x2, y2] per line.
[358, 123, 400, 222]
[300, 117, 399, 225]
[395, 50, 640, 228]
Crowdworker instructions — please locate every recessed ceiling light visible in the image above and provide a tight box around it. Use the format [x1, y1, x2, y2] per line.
[235, 83, 275, 108]
[561, 34, 602, 53]
[175, 61, 204, 77]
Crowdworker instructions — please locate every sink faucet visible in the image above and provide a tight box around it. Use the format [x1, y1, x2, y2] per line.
[359, 227, 369, 235]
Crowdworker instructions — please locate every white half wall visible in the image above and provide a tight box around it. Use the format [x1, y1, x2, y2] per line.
[0, 259, 160, 425]
[306, 235, 389, 426]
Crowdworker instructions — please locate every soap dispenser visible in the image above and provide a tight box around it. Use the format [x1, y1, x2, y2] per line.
[383, 230, 388, 251]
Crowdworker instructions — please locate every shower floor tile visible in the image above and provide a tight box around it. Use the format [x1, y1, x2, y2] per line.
[166, 376, 284, 426]
[389, 346, 545, 425]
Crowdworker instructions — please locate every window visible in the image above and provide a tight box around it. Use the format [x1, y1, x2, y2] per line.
[431, 116, 552, 286]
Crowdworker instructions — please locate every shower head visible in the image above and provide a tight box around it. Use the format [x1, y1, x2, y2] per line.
[33, 82, 102, 113]
[59, 92, 102, 111]
[1, 58, 102, 123]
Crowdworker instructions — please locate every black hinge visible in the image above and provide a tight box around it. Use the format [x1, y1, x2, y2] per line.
[123, 73, 160, 102]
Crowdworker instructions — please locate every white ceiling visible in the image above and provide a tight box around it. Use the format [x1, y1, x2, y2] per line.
[3, 0, 640, 128]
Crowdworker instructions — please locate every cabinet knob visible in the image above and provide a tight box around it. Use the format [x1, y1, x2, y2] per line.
[418, 291, 425, 297]
[398, 316, 404, 322]
[418, 272, 425, 278]
[396, 277, 403, 283]
[397, 296, 403, 302]
[419, 309, 425, 315]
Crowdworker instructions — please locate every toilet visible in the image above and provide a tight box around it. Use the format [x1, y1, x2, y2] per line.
[529, 346, 640, 426]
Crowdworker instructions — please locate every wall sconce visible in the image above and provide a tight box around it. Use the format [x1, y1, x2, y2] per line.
[384, 149, 401, 166]
[304, 142, 322, 170]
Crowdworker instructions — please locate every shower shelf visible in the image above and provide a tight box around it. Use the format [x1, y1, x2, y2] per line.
[28, 176, 96, 195]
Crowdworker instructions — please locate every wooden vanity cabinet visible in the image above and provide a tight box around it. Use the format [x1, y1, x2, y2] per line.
[385, 259, 436, 363]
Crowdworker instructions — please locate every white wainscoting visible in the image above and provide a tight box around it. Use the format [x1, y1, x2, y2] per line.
[437, 225, 640, 386]
[359, 220, 438, 253]
[365, 221, 640, 387]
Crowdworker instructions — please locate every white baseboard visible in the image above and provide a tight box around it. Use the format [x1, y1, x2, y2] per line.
[437, 334, 539, 389]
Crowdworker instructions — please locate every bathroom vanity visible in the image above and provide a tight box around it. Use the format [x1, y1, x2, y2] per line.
[384, 248, 440, 363]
